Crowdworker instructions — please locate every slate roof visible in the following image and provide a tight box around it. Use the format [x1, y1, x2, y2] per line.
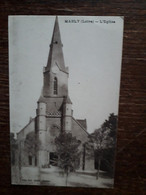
[76, 119, 87, 130]
[46, 16, 66, 73]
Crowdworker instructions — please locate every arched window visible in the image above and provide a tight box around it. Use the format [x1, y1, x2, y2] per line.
[28, 155, 32, 166]
[54, 77, 58, 95]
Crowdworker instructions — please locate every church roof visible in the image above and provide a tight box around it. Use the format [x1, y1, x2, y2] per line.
[38, 95, 46, 103]
[77, 119, 87, 130]
[46, 16, 67, 73]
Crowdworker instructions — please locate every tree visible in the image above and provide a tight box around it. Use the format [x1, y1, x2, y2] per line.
[100, 113, 117, 176]
[102, 113, 117, 144]
[24, 132, 40, 157]
[87, 113, 117, 179]
[10, 133, 20, 183]
[55, 132, 81, 186]
[10, 133, 18, 165]
[89, 127, 111, 179]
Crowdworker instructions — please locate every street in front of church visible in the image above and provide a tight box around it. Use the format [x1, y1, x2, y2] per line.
[12, 165, 113, 188]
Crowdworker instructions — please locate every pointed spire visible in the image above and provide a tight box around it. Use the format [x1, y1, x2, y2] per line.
[46, 16, 66, 73]
[51, 16, 62, 46]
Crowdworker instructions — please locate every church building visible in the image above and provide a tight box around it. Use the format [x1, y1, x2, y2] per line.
[16, 16, 94, 171]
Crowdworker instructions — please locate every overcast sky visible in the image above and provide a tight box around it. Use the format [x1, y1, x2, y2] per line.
[9, 16, 123, 135]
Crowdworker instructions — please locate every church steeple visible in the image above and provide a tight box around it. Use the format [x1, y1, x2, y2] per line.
[46, 16, 66, 73]
[43, 16, 69, 97]
[51, 16, 62, 46]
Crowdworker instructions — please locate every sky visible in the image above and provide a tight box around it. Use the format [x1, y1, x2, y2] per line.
[9, 16, 123, 135]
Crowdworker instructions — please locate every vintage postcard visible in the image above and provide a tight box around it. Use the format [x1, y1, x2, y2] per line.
[9, 16, 123, 188]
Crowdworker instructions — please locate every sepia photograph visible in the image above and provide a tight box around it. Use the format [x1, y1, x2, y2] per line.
[9, 15, 123, 188]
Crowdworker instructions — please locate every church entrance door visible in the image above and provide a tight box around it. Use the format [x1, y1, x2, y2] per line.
[50, 152, 58, 166]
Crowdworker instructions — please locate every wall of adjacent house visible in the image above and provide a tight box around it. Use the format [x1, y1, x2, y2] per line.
[71, 118, 95, 170]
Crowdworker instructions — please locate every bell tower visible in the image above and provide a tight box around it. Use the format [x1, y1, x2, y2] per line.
[43, 16, 69, 98]
[37, 16, 71, 167]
